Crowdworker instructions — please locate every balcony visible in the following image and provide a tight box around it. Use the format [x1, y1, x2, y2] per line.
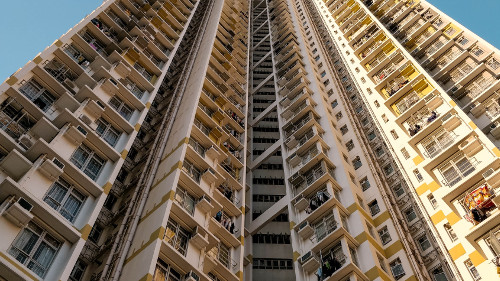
[380, 64, 420, 100]
[389, 79, 435, 116]
[291, 162, 338, 198]
[205, 244, 238, 281]
[459, 74, 499, 107]
[43, 59, 80, 95]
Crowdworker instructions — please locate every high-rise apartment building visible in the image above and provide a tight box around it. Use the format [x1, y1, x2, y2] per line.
[0, 0, 498, 280]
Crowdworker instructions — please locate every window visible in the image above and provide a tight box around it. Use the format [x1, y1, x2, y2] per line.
[103, 193, 117, 211]
[9, 222, 61, 278]
[352, 156, 362, 170]
[331, 99, 338, 108]
[392, 183, 405, 197]
[428, 194, 438, 209]
[357, 195, 366, 210]
[70, 144, 105, 180]
[382, 114, 388, 123]
[69, 259, 87, 281]
[350, 247, 358, 266]
[346, 140, 354, 151]
[401, 148, 410, 159]
[361, 118, 369, 127]
[405, 207, 417, 222]
[367, 131, 376, 141]
[487, 57, 500, 70]
[154, 259, 183, 281]
[374, 100, 380, 108]
[95, 118, 121, 147]
[444, 223, 457, 242]
[439, 155, 475, 186]
[383, 164, 394, 175]
[418, 234, 431, 252]
[465, 259, 481, 280]
[360, 177, 371, 191]
[444, 27, 456, 36]
[321, 71, 326, 78]
[390, 130, 398, 140]
[44, 179, 86, 222]
[165, 218, 190, 256]
[378, 226, 392, 245]
[335, 112, 343, 120]
[375, 146, 385, 157]
[471, 47, 484, 57]
[253, 258, 293, 270]
[457, 36, 469, 46]
[431, 265, 449, 281]
[327, 89, 334, 97]
[19, 79, 56, 112]
[413, 169, 423, 182]
[88, 224, 103, 244]
[390, 258, 405, 280]
[368, 200, 380, 216]
[323, 80, 330, 86]
[109, 96, 133, 120]
[314, 55, 320, 61]
[378, 254, 388, 272]
[340, 125, 348, 135]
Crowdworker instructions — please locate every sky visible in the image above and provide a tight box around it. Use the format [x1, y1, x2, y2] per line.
[0, 0, 499, 80]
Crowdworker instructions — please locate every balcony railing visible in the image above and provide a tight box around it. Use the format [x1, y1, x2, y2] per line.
[439, 154, 479, 187]
[133, 62, 154, 82]
[292, 164, 335, 196]
[189, 138, 206, 158]
[421, 131, 457, 158]
[182, 160, 201, 183]
[393, 90, 425, 115]
[462, 76, 496, 101]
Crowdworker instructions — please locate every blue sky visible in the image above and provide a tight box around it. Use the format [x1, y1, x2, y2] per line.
[0, 0, 499, 80]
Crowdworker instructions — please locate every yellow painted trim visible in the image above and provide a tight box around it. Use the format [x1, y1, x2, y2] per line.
[449, 243, 466, 260]
[246, 254, 253, 264]
[347, 202, 374, 224]
[0, 252, 38, 281]
[428, 181, 441, 192]
[135, 123, 141, 131]
[373, 211, 391, 227]
[412, 155, 424, 165]
[365, 265, 392, 281]
[54, 39, 63, 47]
[293, 251, 301, 262]
[468, 121, 478, 130]
[5, 76, 18, 86]
[138, 273, 153, 281]
[385, 240, 404, 257]
[469, 250, 486, 267]
[121, 149, 129, 159]
[431, 210, 445, 225]
[240, 235, 244, 245]
[138, 191, 174, 224]
[449, 100, 457, 107]
[125, 226, 165, 265]
[80, 224, 93, 240]
[236, 271, 243, 281]
[416, 183, 429, 195]
[446, 212, 461, 226]
[160, 137, 189, 162]
[150, 161, 183, 191]
[240, 206, 245, 213]
[493, 147, 500, 157]
[103, 182, 113, 194]
[33, 55, 43, 65]
[404, 275, 418, 281]
[146, 102, 152, 109]
[289, 221, 296, 230]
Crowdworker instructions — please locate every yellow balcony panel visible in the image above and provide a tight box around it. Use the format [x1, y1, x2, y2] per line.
[442, 23, 462, 39]
[390, 80, 435, 116]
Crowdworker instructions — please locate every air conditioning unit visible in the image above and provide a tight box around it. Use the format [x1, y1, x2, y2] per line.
[185, 271, 200, 281]
[51, 158, 64, 170]
[18, 134, 34, 150]
[299, 251, 313, 264]
[96, 100, 106, 109]
[1, 196, 34, 227]
[482, 168, 495, 179]
[77, 125, 88, 136]
[197, 195, 213, 213]
[62, 79, 78, 95]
